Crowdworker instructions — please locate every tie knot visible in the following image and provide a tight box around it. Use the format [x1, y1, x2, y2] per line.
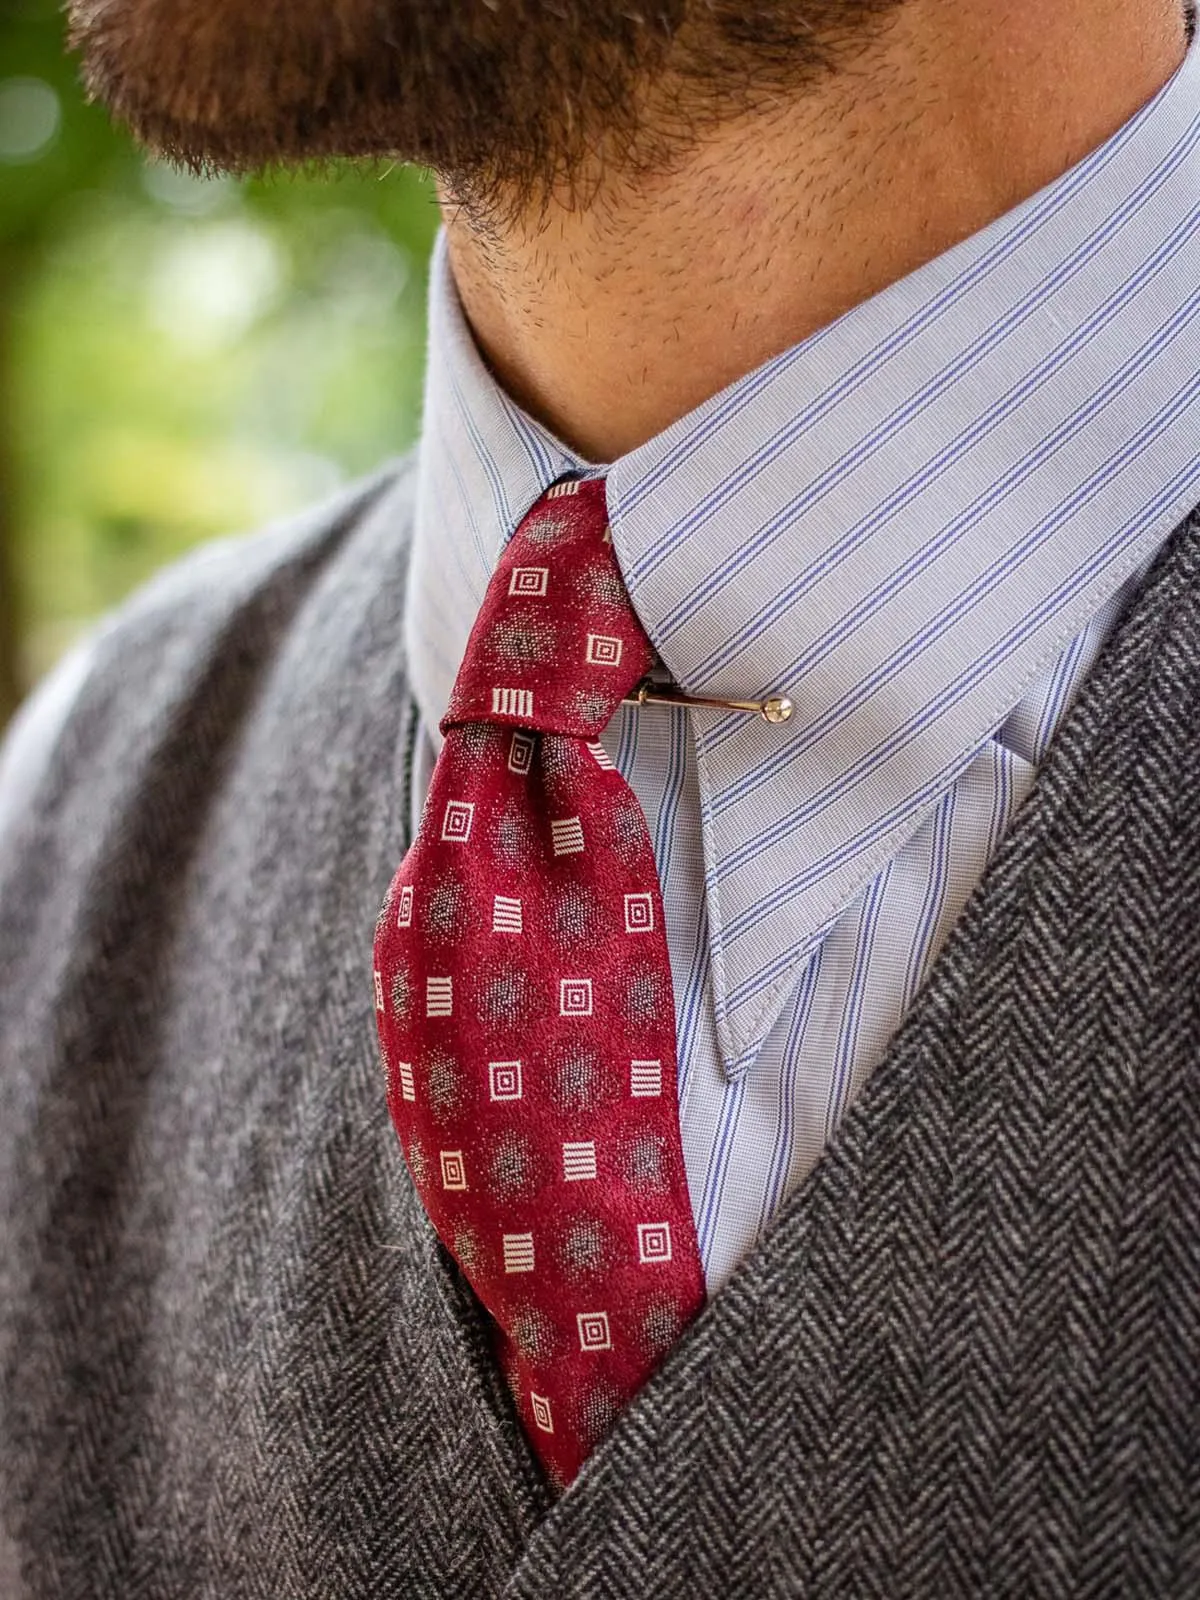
[442, 477, 656, 740]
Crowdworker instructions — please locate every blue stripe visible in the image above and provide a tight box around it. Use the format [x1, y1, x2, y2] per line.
[824, 863, 891, 1141]
[902, 788, 956, 1012]
[759, 946, 824, 1229]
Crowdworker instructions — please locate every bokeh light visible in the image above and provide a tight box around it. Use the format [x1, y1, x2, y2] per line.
[0, 0, 439, 724]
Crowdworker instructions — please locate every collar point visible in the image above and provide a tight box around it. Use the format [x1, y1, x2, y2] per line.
[716, 1023, 767, 1085]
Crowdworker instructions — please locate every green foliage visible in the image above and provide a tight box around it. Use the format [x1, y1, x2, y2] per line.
[1, 0, 438, 688]
[0, 0, 139, 248]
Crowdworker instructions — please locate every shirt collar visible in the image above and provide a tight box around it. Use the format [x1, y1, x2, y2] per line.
[407, 36, 1200, 1072]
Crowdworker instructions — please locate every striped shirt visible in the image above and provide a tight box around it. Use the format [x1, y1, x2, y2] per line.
[405, 36, 1200, 1292]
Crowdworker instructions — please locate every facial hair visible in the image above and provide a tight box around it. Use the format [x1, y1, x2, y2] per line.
[68, 0, 906, 218]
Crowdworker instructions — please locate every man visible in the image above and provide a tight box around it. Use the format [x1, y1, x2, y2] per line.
[1, 0, 1198, 1591]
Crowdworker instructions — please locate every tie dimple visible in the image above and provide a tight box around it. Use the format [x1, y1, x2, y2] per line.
[374, 476, 706, 1487]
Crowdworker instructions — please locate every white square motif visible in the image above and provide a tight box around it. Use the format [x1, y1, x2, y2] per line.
[624, 892, 654, 933]
[509, 566, 549, 597]
[531, 1392, 554, 1432]
[426, 976, 453, 1017]
[373, 969, 385, 1012]
[637, 1222, 673, 1264]
[489, 1060, 523, 1101]
[550, 816, 585, 856]
[586, 740, 615, 771]
[630, 1060, 663, 1097]
[503, 1232, 535, 1274]
[563, 1141, 597, 1181]
[440, 1150, 467, 1190]
[545, 479, 580, 499]
[441, 800, 474, 843]
[560, 978, 593, 1017]
[492, 686, 534, 718]
[577, 1311, 612, 1352]
[396, 885, 414, 928]
[586, 633, 624, 668]
[493, 895, 523, 933]
[508, 732, 536, 775]
[396, 1060, 416, 1103]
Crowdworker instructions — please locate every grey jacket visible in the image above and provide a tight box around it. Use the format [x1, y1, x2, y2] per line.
[1, 460, 1197, 1598]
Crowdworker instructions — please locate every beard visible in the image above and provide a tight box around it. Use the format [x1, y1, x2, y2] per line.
[68, 0, 906, 217]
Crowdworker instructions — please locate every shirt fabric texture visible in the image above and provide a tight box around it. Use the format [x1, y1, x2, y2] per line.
[407, 30, 1200, 1290]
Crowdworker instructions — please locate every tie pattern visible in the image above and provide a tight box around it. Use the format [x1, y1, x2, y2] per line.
[373, 477, 706, 1486]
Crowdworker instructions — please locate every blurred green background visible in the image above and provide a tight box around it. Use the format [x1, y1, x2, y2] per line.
[0, 0, 440, 729]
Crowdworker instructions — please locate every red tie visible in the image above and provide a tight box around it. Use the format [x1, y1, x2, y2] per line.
[373, 476, 705, 1486]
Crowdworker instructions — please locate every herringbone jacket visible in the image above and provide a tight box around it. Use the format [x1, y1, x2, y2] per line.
[0, 462, 1197, 1597]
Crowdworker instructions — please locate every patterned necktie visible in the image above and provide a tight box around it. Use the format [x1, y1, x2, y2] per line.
[373, 476, 706, 1487]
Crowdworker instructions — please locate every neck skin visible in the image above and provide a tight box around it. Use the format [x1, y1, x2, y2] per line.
[442, 0, 1188, 462]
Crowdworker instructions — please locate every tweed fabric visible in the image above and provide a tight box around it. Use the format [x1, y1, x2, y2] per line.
[0, 461, 1198, 1597]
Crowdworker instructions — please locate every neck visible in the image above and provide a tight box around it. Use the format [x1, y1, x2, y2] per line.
[441, 0, 1187, 462]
